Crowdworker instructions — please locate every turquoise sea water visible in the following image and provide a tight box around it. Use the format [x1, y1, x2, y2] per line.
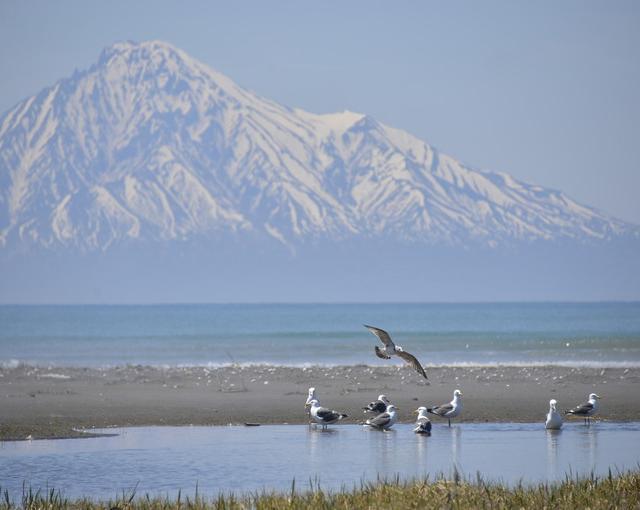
[0, 303, 639, 367]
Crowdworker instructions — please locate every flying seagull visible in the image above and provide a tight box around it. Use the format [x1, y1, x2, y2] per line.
[545, 399, 563, 430]
[364, 325, 428, 379]
[308, 399, 348, 429]
[365, 404, 398, 430]
[566, 393, 601, 425]
[428, 389, 463, 427]
[362, 394, 391, 415]
[413, 406, 432, 435]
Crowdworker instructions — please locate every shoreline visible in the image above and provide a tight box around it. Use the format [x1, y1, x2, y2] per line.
[2, 363, 638, 441]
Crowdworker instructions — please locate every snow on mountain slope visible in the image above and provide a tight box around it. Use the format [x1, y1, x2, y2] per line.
[0, 40, 636, 251]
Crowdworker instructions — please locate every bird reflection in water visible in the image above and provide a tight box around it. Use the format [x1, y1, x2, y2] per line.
[545, 428, 561, 480]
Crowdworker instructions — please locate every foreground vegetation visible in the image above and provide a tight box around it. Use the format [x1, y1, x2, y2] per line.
[3, 471, 640, 510]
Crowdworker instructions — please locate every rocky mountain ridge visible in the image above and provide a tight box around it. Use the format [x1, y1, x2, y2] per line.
[0, 40, 636, 252]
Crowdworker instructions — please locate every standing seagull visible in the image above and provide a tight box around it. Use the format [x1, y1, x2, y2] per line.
[305, 387, 318, 408]
[566, 393, 601, 425]
[365, 404, 398, 430]
[545, 399, 563, 430]
[308, 399, 348, 429]
[362, 394, 391, 415]
[428, 389, 463, 427]
[364, 325, 428, 379]
[305, 387, 318, 423]
[413, 407, 432, 435]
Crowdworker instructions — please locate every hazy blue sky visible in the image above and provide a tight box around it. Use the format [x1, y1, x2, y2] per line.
[1, 1, 638, 223]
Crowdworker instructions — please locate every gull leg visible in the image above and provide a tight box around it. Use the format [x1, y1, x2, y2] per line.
[448, 419, 451, 427]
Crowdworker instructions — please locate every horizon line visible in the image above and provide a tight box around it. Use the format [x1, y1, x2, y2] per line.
[1, 300, 639, 307]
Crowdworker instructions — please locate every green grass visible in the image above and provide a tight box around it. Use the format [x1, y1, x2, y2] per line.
[3, 471, 640, 510]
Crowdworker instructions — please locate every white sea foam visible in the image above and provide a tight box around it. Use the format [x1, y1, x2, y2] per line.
[3, 359, 640, 370]
[426, 360, 640, 369]
[159, 360, 640, 370]
[1, 359, 22, 369]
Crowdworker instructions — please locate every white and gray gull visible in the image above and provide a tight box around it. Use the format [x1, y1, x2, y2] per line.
[413, 407, 432, 435]
[362, 394, 391, 415]
[305, 387, 318, 408]
[305, 387, 318, 423]
[308, 399, 348, 429]
[545, 399, 563, 430]
[365, 404, 398, 430]
[364, 325, 428, 379]
[428, 389, 463, 427]
[566, 393, 601, 425]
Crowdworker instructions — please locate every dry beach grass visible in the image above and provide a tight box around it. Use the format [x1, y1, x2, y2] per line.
[3, 471, 640, 510]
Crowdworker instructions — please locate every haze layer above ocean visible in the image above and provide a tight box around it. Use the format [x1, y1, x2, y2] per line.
[1, 303, 638, 368]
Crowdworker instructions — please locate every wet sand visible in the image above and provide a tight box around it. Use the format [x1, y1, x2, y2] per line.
[1, 364, 638, 440]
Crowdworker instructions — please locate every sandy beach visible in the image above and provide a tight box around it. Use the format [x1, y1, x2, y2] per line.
[1, 363, 638, 441]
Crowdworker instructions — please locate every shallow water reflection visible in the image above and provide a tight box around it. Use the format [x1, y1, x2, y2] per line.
[545, 429, 561, 480]
[1, 422, 639, 500]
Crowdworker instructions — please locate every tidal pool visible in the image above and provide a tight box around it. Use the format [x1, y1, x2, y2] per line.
[1, 422, 639, 500]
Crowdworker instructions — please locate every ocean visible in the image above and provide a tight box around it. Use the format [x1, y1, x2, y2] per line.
[1, 302, 639, 368]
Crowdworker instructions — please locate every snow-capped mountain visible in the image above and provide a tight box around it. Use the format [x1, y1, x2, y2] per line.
[0, 40, 636, 252]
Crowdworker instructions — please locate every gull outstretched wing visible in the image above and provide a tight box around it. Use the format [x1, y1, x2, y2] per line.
[364, 325, 395, 348]
[397, 349, 428, 379]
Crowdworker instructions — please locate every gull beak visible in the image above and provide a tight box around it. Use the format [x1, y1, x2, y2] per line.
[595, 394, 601, 399]
[413, 409, 418, 414]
